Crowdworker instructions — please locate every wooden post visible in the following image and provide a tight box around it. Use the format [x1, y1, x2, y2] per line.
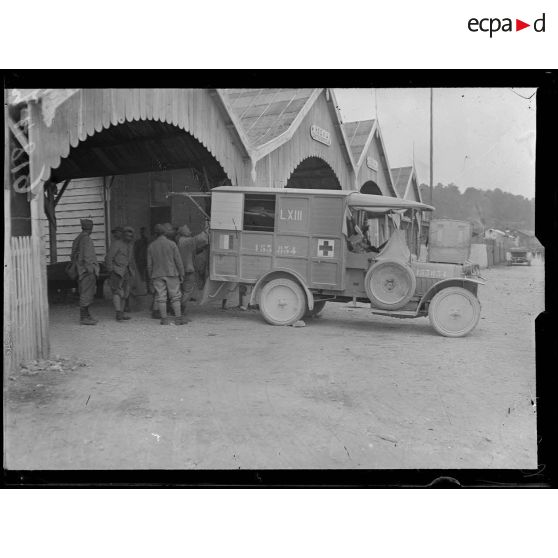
[429, 88, 434, 207]
[46, 181, 57, 263]
[104, 176, 110, 256]
[4, 90, 13, 372]
[28, 101, 50, 358]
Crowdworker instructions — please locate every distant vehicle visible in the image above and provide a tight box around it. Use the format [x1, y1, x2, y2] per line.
[507, 247, 531, 266]
[179, 187, 485, 337]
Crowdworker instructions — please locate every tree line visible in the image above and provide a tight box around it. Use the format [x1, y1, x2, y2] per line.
[419, 183, 535, 233]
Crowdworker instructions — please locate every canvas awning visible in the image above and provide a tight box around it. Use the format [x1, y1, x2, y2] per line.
[346, 192, 433, 212]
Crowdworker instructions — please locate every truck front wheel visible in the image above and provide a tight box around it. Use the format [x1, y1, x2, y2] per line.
[428, 286, 481, 337]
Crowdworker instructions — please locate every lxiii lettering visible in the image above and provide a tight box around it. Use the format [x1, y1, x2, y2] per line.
[279, 209, 303, 221]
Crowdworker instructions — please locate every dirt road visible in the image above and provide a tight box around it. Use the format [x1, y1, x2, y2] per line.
[5, 261, 543, 470]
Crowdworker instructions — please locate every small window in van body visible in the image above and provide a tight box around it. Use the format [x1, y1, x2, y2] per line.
[243, 194, 276, 232]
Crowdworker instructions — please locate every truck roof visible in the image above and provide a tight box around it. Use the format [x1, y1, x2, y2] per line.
[212, 186, 434, 212]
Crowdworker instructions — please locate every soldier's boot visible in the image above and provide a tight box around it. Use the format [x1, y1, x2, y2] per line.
[80, 307, 97, 326]
[85, 306, 98, 324]
[171, 301, 189, 325]
[151, 294, 160, 319]
[120, 298, 131, 320]
[159, 303, 170, 325]
[113, 295, 122, 321]
[180, 298, 192, 324]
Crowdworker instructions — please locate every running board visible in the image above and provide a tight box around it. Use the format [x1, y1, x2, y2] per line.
[371, 309, 418, 319]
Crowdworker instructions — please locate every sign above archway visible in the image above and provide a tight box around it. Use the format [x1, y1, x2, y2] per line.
[310, 124, 331, 146]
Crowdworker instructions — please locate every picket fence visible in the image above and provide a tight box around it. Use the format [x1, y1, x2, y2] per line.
[5, 236, 49, 370]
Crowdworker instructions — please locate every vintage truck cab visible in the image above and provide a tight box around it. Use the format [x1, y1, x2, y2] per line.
[200, 186, 484, 337]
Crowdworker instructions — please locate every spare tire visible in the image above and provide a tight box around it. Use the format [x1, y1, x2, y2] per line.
[365, 259, 416, 310]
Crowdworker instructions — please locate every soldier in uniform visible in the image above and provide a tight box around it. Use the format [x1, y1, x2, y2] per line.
[71, 218, 99, 325]
[176, 223, 209, 320]
[150, 223, 179, 318]
[134, 226, 149, 284]
[106, 225, 136, 321]
[111, 225, 124, 242]
[147, 223, 185, 325]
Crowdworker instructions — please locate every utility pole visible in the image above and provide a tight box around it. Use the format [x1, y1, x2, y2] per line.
[429, 88, 434, 206]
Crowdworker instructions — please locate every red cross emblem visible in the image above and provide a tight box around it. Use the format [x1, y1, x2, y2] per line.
[317, 239, 335, 257]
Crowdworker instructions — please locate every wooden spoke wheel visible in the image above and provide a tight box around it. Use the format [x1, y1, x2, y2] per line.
[259, 278, 306, 326]
[428, 286, 481, 337]
[365, 259, 416, 310]
[304, 300, 327, 318]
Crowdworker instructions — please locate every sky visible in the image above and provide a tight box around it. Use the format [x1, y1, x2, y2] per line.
[334, 88, 537, 200]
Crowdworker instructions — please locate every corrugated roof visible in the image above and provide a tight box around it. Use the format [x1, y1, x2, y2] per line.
[391, 166, 413, 198]
[341, 119, 375, 164]
[221, 88, 316, 148]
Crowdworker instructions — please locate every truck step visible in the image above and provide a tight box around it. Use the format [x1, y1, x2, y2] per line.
[371, 309, 418, 319]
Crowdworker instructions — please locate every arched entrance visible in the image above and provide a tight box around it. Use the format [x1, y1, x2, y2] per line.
[360, 180, 382, 195]
[50, 120, 231, 186]
[49, 119, 230, 237]
[286, 157, 341, 190]
[44, 120, 231, 276]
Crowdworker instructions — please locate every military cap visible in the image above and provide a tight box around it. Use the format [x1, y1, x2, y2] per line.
[111, 226, 124, 234]
[177, 224, 191, 237]
[123, 226, 135, 234]
[80, 218, 94, 230]
[162, 223, 176, 236]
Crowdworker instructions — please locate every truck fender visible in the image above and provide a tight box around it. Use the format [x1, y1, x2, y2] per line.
[249, 268, 314, 310]
[418, 277, 485, 312]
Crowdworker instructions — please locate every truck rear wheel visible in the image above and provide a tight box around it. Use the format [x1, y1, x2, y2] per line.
[259, 278, 306, 326]
[428, 286, 481, 337]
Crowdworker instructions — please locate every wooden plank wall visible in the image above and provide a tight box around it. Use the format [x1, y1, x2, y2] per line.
[109, 169, 208, 238]
[41, 177, 106, 263]
[253, 93, 354, 190]
[32, 89, 251, 188]
[6, 236, 49, 369]
[356, 132, 394, 196]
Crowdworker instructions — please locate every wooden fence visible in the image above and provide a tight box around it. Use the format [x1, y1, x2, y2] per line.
[5, 236, 50, 371]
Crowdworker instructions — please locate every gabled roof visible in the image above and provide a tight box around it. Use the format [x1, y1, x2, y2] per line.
[391, 166, 414, 198]
[338, 116, 397, 196]
[373, 121, 397, 197]
[391, 165, 422, 202]
[218, 88, 320, 159]
[341, 119, 375, 166]
[217, 88, 357, 178]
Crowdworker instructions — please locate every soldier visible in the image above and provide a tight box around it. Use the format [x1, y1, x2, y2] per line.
[134, 226, 149, 284]
[149, 222, 178, 318]
[162, 222, 178, 242]
[106, 225, 136, 321]
[176, 223, 209, 319]
[147, 223, 185, 325]
[71, 218, 99, 325]
[111, 226, 124, 242]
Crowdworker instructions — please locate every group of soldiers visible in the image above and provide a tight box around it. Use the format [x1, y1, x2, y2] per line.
[71, 219, 209, 326]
